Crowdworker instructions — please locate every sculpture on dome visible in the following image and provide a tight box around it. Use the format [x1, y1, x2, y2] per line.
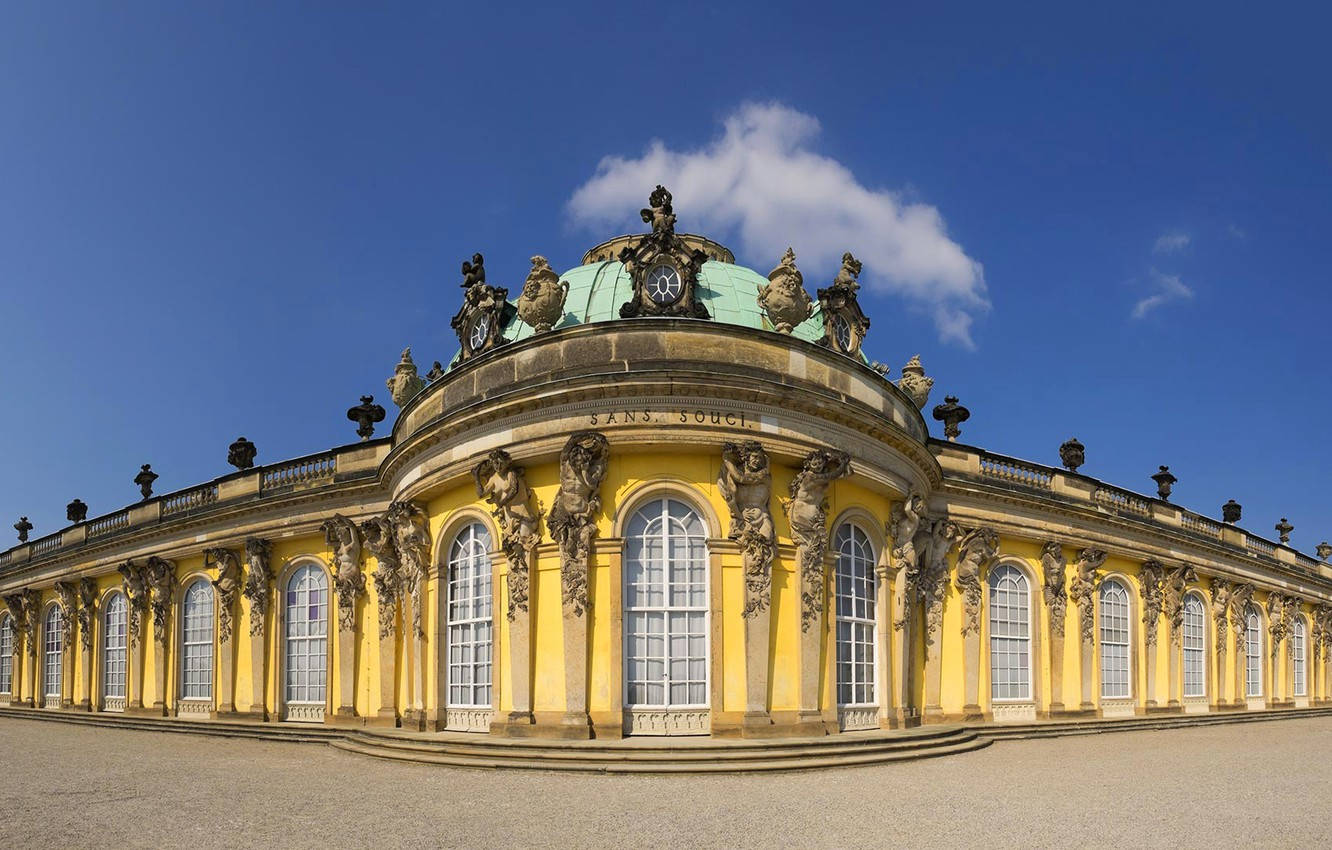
[474, 449, 541, 620]
[386, 347, 426, 407]
[452, 252, 514, 361]
[783, 447, 852, 632]
[896, 355, 935, 409]
[547, 431, 610, 617]
[816, 252, 870, 357]
[243, 538, 272, 638]
[618, 186, 711, 320]
[1041, 542, 1067, 636]
[360, 514, 400, 639]
[321, 515, 364, 632]
[719, 441, 775, 618]
[388, 500, 431, 638]
[757, 248, 814, 334]
[516, 255, 569, 334]
[955, 527, 999, 635]
[205, 547, 242, 643]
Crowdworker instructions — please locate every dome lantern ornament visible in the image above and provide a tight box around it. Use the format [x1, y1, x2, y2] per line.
[618, 186, 711, 320]
[931, 396, 971, 442]
[816, 252, 870, 357]
[1151, 465, 1177, 501]
[1222, 499, 1242, 524]
[1059, 437, 1085, 473]
[757, 247, 814, 334]
[1275, 517, 1294, 544]
[451, 253, 514, 362]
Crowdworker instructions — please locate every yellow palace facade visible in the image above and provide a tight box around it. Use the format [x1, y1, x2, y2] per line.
[3, 188, 1331, 750]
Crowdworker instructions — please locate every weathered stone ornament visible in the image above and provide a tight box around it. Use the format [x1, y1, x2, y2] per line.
[347, 395, 386, 441]
[321, 515, 364, 632]
[1139, 560, 1166, 648]
[66, 499, 88, 524]
[134, 464, 158, 500]
[386, 347, 426, 407]
[1222, 499, 1242, 524]
[474, 449, 541, 621]
[1070, 548, 1107, 644]
[360, 515, 399, 639]
[955, 527, 999, 635]
[1275, 517, 1294, 544]
[1317, 541, 1332, 562]
[144, 556, 176, 644]
[118, 560, 149, 647]
[783, 447, 853, 632]
[1059, 438, 1085, 473]
[895, 355, 934, 409]
[13, 516, 31, 543]
[817, 253, 870, 357]
[205, 547, 242, 643]
[1151, 465, 1177, 501]
[1040, 542, 1067, 636]
[426, 361, 445, 382]
[242, 538, 272, 637]
[1163, 564, 1197, 644]
[920, 518, 960, 643]
[516, 255, 569, 334]
[757, 248, 814, 334]
[618, 186, 711, 320]
[719, 441, 775, 618]
[387, 500, 431, 638]
[931, 396, 970, 442]
[547, 431, 610, 617]
[53, 580, 77, 644]
[19, 588, 38, 655]
[77, 577, 97, 651]
[1229, 582, 1255, 645]
[227, 437, 257, 470]
[451, 253, 514, 361]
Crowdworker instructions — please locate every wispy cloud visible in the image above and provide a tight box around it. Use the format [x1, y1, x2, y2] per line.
[566, 102, 988, 348]
[1132, 268, 1194, 319]
[1153, 232, 1190, 255]
[1227, 223, 1247, 241]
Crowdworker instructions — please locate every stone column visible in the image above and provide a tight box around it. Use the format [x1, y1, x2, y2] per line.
[1233, 623, 1247, 706]
[414, 597, 429, 730]
[12, 631, 26, 707]
[217, 626, 235, 715]
[1140, 562, 1164, 710]
[874, 563, 893, 727]
[1070, 548, 1105, 712]
[1040, 539, 1069, 713]
[742, 589, 772, 731]
[923, 622, 944, 717]
[80, 634, 93, 711]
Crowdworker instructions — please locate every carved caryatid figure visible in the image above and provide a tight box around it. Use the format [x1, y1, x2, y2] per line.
[757, 248, 814, 334]
[895, 355, 935, 410]
[118, 560, 148, 647]
[1210, 578, 1233, 650]
[243, 538, 272, 637]
[1229, 583, 1255, 645]
[1267, 592, 1291, 652]
[385, 347, 426, 408]
[1139, 561, 1166, 647]
[360, 515, 400, 639]
[954, 528, 999, 635]
[889, 493, 926, 577]
[516, 256, 569, 334]
[1163, 564, 1197, 642]
[783, 448, 852, 632]
[1314, 603, 1332, 661]
[547, 431, 610, 617]
[718, 441, 775, 618]
[1070, 548, 1107, 644]
[388, 500, 431, 638]
[1041, 542, 1067, 635]
[77, 577, 97, 651]
[321, 515, 364, 633]
[618, 186, 711, 320]
[474, 449, 541, 621]
[144, 556, 176, 644]
[53, 581, 77, 644]
[205, 547, 242, 643]
[2, 594, 26, 649]
[816, 253, 871, 357]
[919, 518, 960, 641]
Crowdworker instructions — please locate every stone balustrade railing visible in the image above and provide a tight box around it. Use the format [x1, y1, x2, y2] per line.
[30, 534, 63, 557]
[160, 483, 219, 517]
[979, 453, 1052, 490]
[1092, 485, 1152, 518]
[260, 452, 337, 493]
[87, 510, 131, 539]
[1180, 511, 1223, 540]
[1248, 536, 1277, 556]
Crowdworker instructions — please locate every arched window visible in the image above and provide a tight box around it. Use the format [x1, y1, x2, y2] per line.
[44, 605, 64, 700]
[103, 593, 128, 705]
[1245, 605, 1263, 698]
[1292, 617, 1307, 698]
[447, 523, 493, 709]
[1182, 593, 1206, 698]
[180, 579, 214, 701]
[834, 523, 877, 708]
[624, 498, 708, 711]
[988, 564, 1031, 701]
[1099, 580, 1130, 699]
[0, 613, 12, 695]
[284, 564, 329, 710]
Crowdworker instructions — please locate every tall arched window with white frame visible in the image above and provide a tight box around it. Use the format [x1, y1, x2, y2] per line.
[44, 605, 64, 702]
[834, 523, 877, 712]
[988, 564, 1032, 701]
[1182, 592, 1206, 698]
[180, 579, 215, 702]
[1292, 616, 1307, 698]
[103, 592, 128, 708]
[1098, 580, 1131, 699]
[447, 523, 493, 710]
[284, 564, 329, 713]
[623, 497, 709, 728]
[1245, 605, 1263, 698]
[0, 613, 12, 696]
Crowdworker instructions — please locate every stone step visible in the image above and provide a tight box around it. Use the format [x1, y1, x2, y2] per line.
[975, 705, 1332, 741]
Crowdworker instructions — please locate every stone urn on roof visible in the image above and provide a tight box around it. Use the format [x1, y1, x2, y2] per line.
[895, 355, 934, 409]
[516, 255, 569, 334]
[386, 347, 426, 407]
[757, 247, 813, 334]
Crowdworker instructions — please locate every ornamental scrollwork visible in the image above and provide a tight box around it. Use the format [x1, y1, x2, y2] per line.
[474, 449, 542, 622]
[1040, 542, 1067, 637]
[53, 581, 77, 645]
[1139, 560, 1166, 648]
[77, 577, 97, 651]
[955, 527, 999, 636]
[205, 547, 242, 644]
[718, 441, 775, 619]
[144, 556, 176, 645]
[242, 538, 272, 638]
[321, 515, 364, 633]
[547, 431, 609, 617]
[1163, 564, 1197, 644]
[1070, 548, 1106, 644]
[388, 500, 431, 639]
[782, 448, 852, 632]
[360, 515, 400, 640]
[118, 561, 149, 648]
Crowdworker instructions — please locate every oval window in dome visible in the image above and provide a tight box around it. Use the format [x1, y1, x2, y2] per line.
[832, 314, 853, 351]
[645, 265, 683, 306]
[468, 314, 490, 351]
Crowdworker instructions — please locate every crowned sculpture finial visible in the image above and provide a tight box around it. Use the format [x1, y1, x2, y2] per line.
[640, 185, 675, 236]
[386, 347, 425, 407]
[757, 247, 813, 334]
[895, 355, 934, 409]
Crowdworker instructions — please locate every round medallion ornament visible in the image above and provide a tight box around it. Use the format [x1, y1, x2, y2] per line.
[645, 264, 683, 306]
[831, 314, 852, 351]
[468, 315, 490, 351]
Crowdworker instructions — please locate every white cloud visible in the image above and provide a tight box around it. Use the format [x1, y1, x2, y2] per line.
[1227, 223, 1247, 241]
[1153, 232, 1191, 254]
[566, 102, 988, 348]
[1132, 269, 1194, 319]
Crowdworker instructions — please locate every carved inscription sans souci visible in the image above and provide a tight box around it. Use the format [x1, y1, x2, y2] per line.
[588, 409, 754, 428]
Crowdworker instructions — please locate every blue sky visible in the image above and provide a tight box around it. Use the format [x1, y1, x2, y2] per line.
[1, 2, 1329, 551]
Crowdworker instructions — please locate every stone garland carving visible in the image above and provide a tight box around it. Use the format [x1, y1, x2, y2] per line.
[360, 515, 400, 640]
[242, 538, 272, 637]
[782, 448, 853, 632]
[547, 431, 610, 617]
[118, 561, 149, 648]
[1040, 542, 1067, 637]
[474, 449, 541, 622]
[144, 556, 176, 645]
[321, 515, 364, 633]
[452, 253, 514, 361]
[515, 255, 569, 334]
[386, 348, 426, 408]
[53, 581, 77, 645]
[388, 500, 431, 639]
[1210, 578, 1233, 657]
[618, 185, 711, 320]
[77, 577, 97, 651]
[757, 248, 813, 334]
[718, 441, 775, 619]
[817, 253, 871, 357]
[1069, 548, 1107, 644]
[205, 547, 242, 644]
[955, 527, 999, 636]
[1139, 560, 1166, 648]
[888, 493, 927, 630]
[1163, 564, 1198, 644]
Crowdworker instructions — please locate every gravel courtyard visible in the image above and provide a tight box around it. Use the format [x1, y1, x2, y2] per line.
[1, 716, 1328, 848]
